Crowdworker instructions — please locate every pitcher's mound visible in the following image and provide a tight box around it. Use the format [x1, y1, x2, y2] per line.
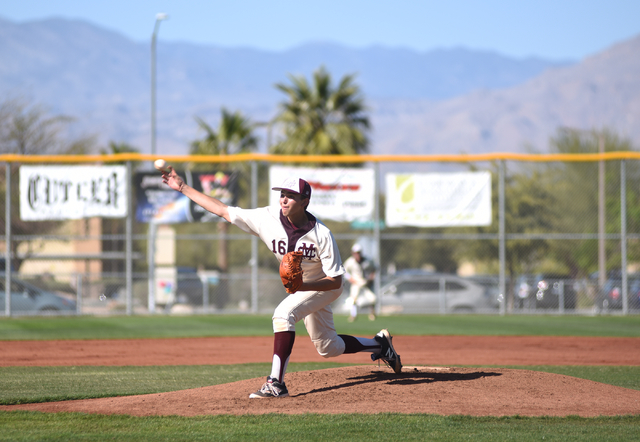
[4, 366, 640, 417]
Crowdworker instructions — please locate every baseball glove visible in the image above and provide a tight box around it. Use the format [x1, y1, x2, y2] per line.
[279, 251, 304, 294]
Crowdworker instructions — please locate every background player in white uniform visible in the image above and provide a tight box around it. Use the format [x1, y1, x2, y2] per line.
[160, 170, 402, 398]
[344, 243, 378, 322]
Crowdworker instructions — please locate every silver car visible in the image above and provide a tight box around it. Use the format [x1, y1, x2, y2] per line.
[0, 277, 77, 314]
[379, 272, 498, 314]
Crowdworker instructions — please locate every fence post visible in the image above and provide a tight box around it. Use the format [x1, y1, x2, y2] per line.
[499, 160, 506, 315]
[76, 273, 82, 315]
[126, 160, 133, 316]
[5, 162, 11, 317]
[147, 222, 157, 313]
[374, 162, 382, 316]
[250, 160, 259, 313]
[202, 274, 210, 310]
[439, 277, 446, 314]
[621, 160, 628, 315]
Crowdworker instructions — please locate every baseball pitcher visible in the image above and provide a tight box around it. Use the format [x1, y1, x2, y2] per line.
[160, 168, 402, 398]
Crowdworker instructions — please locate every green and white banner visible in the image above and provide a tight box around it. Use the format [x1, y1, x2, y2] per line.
[385, 172, 492, 227]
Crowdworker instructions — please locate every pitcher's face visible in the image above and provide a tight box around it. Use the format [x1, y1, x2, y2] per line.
[280, 190, 308, 218]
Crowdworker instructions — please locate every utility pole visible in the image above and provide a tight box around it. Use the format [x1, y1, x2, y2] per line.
[148, 13, 168, 313]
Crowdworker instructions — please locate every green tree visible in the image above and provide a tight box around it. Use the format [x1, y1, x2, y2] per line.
[0, 98, 92, 155]
[100, 141, 139, 156]
[182, 109, 258, 308]
[457, 128, 639, 310]
[271, 66, 370, 160]
[546, 128, 640, 277]
[455, 162, 558, 310]
[380, 227, 460, 274]
[0, 98, 95, 271]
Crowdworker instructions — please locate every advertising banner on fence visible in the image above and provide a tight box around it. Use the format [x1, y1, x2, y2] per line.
[269, 166, 374, 222]
[19, 165, 128, 220]
[135, 170, 238, 223]
[385, 171, 492, 227]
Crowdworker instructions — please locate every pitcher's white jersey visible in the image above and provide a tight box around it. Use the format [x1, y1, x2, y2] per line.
[227, 205, 344, 283]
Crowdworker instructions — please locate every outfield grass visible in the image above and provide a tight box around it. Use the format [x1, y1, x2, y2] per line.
[1, 314, 639, 440]
[1, 314, 639, 340]
[1, 412, 639, 442]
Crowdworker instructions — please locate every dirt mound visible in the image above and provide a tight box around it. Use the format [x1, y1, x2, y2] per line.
[4, 366, 640, 417]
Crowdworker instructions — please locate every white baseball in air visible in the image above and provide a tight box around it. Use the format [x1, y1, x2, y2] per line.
[154, 159, 167, 171]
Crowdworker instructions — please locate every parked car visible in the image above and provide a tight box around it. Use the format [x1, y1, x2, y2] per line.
[596, 274, 640, 311]
[175, 267, 206, 305]
[466, 274, 502, 300]
[378, 272, 498, 313]
[514, 273, 578, 310]
[0, 277, 76, 314]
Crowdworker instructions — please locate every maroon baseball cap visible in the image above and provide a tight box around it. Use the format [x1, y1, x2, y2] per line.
[272, 177, 312, 198]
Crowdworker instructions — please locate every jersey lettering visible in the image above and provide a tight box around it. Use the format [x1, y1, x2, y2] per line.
[271, 239, 286, 255]
[297, 242, 317, 259]
[272, 240, 317, 260]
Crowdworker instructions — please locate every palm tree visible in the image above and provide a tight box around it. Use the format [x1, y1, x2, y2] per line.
[100, 141, 138, 157]
[188, 109, 258, 308]
[190, 109, 258, 157]
[271, 66, 370, 158]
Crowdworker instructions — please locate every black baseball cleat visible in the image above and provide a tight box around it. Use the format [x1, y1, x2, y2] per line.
[372, 329, 402, 374]
[249, 376, 289, 398]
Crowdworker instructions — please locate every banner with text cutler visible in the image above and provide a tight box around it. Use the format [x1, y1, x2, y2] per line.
[19, 165, 128, 221]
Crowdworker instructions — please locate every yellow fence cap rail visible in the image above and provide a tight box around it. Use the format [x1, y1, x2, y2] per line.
[1, 151, 640, 164]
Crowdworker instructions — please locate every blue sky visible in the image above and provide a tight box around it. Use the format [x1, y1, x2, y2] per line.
[2, 0, 640, 60]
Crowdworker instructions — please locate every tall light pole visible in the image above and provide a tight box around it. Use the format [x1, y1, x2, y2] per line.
[151, 12, 168, 158]
[148, 12, 168, 313]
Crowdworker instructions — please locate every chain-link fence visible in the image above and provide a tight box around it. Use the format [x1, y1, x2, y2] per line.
[2, 152, 640, 317]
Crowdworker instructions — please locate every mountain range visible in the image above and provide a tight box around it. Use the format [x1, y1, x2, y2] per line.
[1, 16, 638, 156]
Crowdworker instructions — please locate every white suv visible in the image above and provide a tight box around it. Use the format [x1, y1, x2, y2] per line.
[379, 272, 496, 314]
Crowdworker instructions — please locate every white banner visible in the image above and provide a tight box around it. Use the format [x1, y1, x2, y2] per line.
[269, 166, 375, 222]
[385, 171, 492, 227]
[20, 165, 128, 220]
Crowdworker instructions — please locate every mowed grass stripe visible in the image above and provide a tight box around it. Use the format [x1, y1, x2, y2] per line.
[1, 314, 640, 340]
[1, 412, 639, 442]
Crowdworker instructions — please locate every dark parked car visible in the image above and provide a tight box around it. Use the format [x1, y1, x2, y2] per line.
[0, 277, 76, 314]
[175, 267, 206, 305]
[597, 274, 640, 311]
[514, 273, 577, 310]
